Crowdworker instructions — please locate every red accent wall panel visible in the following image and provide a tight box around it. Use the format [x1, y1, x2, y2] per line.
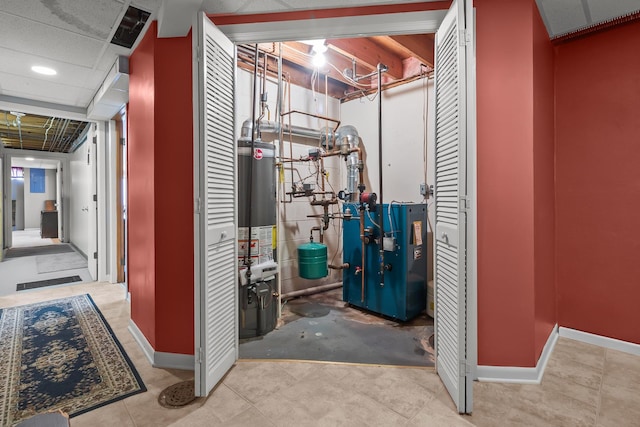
[128, 22, 194, 354]
[556, 20, 640, 344]
[128, 21, 157, 348]
[532, 2, 557, 359]
[476, 0, 537, 367]
[154, 33, 195, 354]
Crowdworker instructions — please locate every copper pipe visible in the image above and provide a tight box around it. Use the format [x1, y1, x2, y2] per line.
[280, 109, 341, 132]
[319, 157, 326, 193]
[310, 226, 323, 243]
[360, 208, 366, 303]
[329, 263, 349, 270]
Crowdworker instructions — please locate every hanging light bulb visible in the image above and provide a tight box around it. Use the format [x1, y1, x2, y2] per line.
[312, 52, 326, 67]
[311, 42, 327, 68]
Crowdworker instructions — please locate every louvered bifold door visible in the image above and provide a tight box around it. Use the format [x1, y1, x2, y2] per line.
[434, 0, 470, 414]
[194, 12, 238, 397]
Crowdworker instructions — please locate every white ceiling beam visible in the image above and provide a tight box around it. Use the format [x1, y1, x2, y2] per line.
[157, 0, 204, 38]
[0, 95, 88, 122]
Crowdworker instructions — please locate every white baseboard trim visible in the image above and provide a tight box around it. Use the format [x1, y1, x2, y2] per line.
[128, 320, 194, 370]
[559, 327, 640, 356]
[128, 320, 155, 366]
[477, 324, 558, 384]
[155, 351, 195, 370]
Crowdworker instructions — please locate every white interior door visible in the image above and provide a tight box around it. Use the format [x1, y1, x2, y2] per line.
[433, 0, 473, 414]
[88, 124, 98, 280]
[193, 11, 238, 397]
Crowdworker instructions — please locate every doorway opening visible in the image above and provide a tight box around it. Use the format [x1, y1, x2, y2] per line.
[9, 158, 62, 249]
[234, 36, 436, 368]
[0, 118, 99, 295]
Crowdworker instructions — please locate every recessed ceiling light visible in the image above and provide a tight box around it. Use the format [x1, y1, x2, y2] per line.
[31, 66, 57, 76]
[25, 157, 35, 161]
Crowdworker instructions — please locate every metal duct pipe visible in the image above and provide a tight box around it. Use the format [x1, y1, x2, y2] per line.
[241, 119, 323, 143]
[335, 125, 360, 202]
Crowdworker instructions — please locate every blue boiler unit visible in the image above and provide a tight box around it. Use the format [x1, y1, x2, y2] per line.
[342, 203, 428, 321]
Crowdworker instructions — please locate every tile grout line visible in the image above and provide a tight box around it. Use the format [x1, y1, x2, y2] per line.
[595, 348, 606, 425]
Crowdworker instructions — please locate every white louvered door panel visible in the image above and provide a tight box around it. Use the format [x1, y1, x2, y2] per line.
[194, 12, 238, 397]
[434, 0, 470, 414]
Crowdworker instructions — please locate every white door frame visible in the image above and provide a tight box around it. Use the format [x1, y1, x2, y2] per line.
[192, 5, 478, 401]
[2, 149, 72, 248]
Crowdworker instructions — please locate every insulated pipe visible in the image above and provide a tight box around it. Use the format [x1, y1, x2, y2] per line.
[241, 119, 323, 142]
[377, 63, 387, 287]
[281, 282, 342, 299]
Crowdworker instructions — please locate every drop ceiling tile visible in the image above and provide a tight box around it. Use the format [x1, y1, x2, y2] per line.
[130, 0, 160, 14]
[0, 0, 125, 41]
[0, 47, 97, 90]
[0, 12, 105, 68]
[202, 0, 251, 14]
[587, 0, 640, 23]
[538, 0, 588, 36]
[1, 75, 94, 107]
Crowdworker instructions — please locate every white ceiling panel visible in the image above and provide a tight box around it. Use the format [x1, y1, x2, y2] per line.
[130, 0, 160, 14]
[0, 0, 125, 41]
[0, 47, 97, 91]
[538, 0, 588, 36]
[235, 0, 297, 14]
[0, 12, 105, 68]
[587, 0, 640, 23]
[1, 74, 95, 107]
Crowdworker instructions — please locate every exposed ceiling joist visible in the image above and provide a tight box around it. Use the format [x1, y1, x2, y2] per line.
[372, 34, 435, 69]
[238, 46, 349, 99]
[327, 38, 404, 80]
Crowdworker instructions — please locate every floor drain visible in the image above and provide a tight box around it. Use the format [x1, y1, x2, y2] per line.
[158, 380, 197, 408]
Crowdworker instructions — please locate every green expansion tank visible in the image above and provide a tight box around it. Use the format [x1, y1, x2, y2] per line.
[297, 241, 328, 279]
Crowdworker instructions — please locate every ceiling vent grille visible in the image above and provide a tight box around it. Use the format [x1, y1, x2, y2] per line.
[111, 6, 151, 49]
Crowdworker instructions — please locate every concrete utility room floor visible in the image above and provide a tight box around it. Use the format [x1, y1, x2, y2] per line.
[239, 287, 435, 367]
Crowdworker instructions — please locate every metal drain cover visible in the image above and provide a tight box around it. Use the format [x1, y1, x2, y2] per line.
[158, 380, 197, 408]
[289, 302, 330, 318]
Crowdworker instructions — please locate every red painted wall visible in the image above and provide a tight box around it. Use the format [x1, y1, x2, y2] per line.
[532, 2, 556, 360]
[476, 0, 537, 367]
[129, 23, 157, 348]
[153, 32, 194, 354]
[126, 1, 561, 366]
[556, 20, 640, 344]
[128, 22, 194, 355]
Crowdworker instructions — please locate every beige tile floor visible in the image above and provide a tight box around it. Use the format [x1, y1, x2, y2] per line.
[2, 281, 639, 426]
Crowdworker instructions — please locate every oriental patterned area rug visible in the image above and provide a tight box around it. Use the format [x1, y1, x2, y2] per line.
[0, 294, 146, 425]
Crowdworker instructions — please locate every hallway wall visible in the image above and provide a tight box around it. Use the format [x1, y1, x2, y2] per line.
[69, 141, 91, 256]
[128, 21, 194, 355]
[23, 168, 57, 229]
[11, 178, 24, 230]
[475, 0, 556, 367]
[555, 19, 640, 345]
